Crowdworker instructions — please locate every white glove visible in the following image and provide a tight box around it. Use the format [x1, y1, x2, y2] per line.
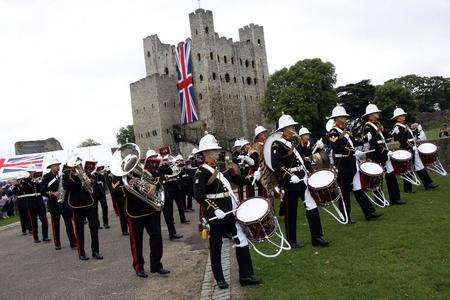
[413, 146, 417, 151]
[253, 169, 261, 181]
[387, 151, 393, 157]
[315, 139, 324, 150]
[366, 132, 372, 141]
[243, 156, 255, 166]
[289, 175, 301, 184]
[355, 150, 364, 158]
[214, 209, 226, 220]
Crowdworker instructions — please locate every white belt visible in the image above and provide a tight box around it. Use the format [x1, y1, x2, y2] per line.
[335, 154, 350, 158]
[17, 193, 41, 199]
[288, 167, 303, 172]
[206, 192, 230, 199]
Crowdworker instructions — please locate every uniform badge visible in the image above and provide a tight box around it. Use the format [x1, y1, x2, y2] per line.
[329, 135, 338, 142]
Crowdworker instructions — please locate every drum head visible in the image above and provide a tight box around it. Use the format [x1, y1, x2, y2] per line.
[418, 143, 437, 154]
[392, 150, 412, 161]
[236, 197, 269, 223]
[360, 162, 383, 175]
[308, 170, 335, 188]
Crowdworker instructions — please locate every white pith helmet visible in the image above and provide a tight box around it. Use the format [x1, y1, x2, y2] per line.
[254, 125, 268, 139]
[363, 103, 382, 116]
[298, 126, 311, 136]
[392, 107, 407, 119]
[197, 134, 222, 153]
[277, 114, 298, 131]
[328, 104, 349, 119]
[146, 149, 158, 159]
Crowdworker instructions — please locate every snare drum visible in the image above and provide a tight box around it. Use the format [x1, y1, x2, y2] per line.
[236, 197, 276, 243]
[390, 150, 413, 175]
[418, 143, 438, 166]
[359, 162, 383, 191]
[307, 170, 341, 206]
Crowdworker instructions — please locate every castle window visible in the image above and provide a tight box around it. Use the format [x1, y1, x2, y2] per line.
[254, 78, 257, 85]
[257, 39, 261, 45]
[246, 77, 251, 85]
[220, 75, 222, 81]
[166, 129, 170, 134]
[164, 102, 167, 108]
[240, 59, 243, 66]
[242, 77, 244, 83]
[199, 74, 203, 81]
[151, 103, 154, 108]
[195, 29, 198, 35]
[147, 51, 150, 57]
[262, 74, 265, 79]
[231, 57, 234, 64]
[245, 60, 249, 68]
[212, 72, 216, 80]
[252, 60, 255, 68]
[164, 67, 169, 75]
[210, 52, 213, 59]
[233, 76, 236, 83]
[247, 39, 250, 42]
[197, 53, 201, 61]
[199, 93, 203, 99]
[217, 55, 220, 63]
[173, 102, 176, 108]
[135, 108, 138, 114]
[225, 73, 230, 83]
[224, 56, 227, 63]
[143, 106, 146, 111]
[205, 26, 209, 34]
[152, 130, 158, 136]
[244, 95, 247, 100]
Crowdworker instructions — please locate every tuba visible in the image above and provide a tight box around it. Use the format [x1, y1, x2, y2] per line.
[67, 156, 93, 194]
[110, 143, 165, 211]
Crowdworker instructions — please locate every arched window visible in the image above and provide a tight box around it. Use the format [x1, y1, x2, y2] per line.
[233, 76, 237, 83]
[231, 57, 234, 64]
[225, 73, 230, 83]
[199, 74, 204, 81]
[212, 73, 216, 80]
[246, 77, 251, 85]
[197, 53, 201, 61]
[257, 39, 261, 45]
[254, 78, 257, 85]
[242, 77, 244, 83]
[245, 60, 249, 68]
[252, 60, 255, 68]
[217, 55, 220, 63]
[240, 58, 243, 66]
[199, 93, 203, 100]
[210, 52, 213, 60]
[147, 51, 150, 57]
[164, 67, 169, 75]
[205, 27, 209, 34]
[224, 56, 227, 63]
[195, 29, 198, 35]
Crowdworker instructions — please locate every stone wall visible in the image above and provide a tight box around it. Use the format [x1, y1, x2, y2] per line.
[418, 110, 449, 128]
[15, 138, 62, 155]
[418, 137, 450, 170]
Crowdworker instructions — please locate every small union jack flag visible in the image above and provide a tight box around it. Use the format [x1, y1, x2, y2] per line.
[0, 154, 44, 174]
[175, 38, 199, 125]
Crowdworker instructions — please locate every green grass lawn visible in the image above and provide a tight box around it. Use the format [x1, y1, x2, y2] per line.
[0, 215, 19, 227]
[247, 174, 450, 299]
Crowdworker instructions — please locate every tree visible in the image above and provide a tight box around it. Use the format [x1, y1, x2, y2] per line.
[373, 81, 417, 125]
[116, 125, 135, 145]
[336, 80, 376, 117]
[262, 58, 338, 137]
[78, 138, 101, 148]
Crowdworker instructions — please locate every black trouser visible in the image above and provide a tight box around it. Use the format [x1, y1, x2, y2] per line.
[186, 185, 194, 210]
[209, 222, 253, 282]
[283, 189, 323, 244]
[127, 213, 163, 273]
[94, 195, 109, 227]
[50, 205, 76, 248]
[162, 182, 186, 236]
[72, 206, 99, 256]
[28, 203, 48, 241]
[337, 173, 375, 219]
[180, 184, 193, 210]
[116, 200, 128, 234]
[403, 169, 433, 192]
[383, 172, 401, 202]
[18, 206, 32, 234]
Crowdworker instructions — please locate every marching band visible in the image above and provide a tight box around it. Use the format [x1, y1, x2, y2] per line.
[3, 103, 447, 291]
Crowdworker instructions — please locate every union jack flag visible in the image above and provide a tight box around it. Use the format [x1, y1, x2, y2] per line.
[0, 154, 44, 174]
[175, 38, 199, 124]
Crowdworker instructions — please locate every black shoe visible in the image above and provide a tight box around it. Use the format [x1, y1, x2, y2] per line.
[151, 267, 170, 276]
[122, 232, 129, 236]
[92, 252, 103, 260]
[22, 232, 27, 236]
[290, 242, 302, 249]
[136, 270, 148, 278]
[98, 226, 103, 229]
[347, 219, 357, 224]
[188, 208, 195, 212]
[79, 255, 89, 261]
[366, 212, 383, 221]
[55, 245, 62, 250]
[311, 237, 330, 247]
[43, 238, 51, 242]
[391, 199, 406, 205]
[104, 224, 110, 229]
[169, 234, 183, 240]
[425, 183, 438, 190]
[240, 276, 262, 286]
[181, 219, 190, 224]
[71, 245, 77, 249]
[34, 239, 41, 243]
[217, 280, 229, 289]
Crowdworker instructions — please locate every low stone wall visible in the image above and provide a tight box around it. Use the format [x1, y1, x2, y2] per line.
[418, 137, 450, 169]
[418, 110, 449, 128]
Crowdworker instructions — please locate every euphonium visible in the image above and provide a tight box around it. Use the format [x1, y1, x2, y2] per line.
[67, 156, 93, 194]
[110, 143, 165, 210]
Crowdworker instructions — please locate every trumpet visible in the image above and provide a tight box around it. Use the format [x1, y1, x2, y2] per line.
[67, 156, 93, 194]
[110, 143, 165, 211]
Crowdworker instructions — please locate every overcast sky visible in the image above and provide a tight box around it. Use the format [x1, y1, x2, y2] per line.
[1, 0, 449, 156]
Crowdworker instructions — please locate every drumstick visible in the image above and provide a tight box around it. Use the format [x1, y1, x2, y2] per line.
[208, 208, 239, 221]
[311, 138, 322, 154]
[353, 149, 375, 157]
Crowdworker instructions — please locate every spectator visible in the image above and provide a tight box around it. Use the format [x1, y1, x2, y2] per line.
[438, 123, 449, 138]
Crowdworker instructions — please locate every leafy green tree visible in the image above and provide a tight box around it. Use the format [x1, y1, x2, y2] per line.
[373, 81, 417, 125]
[336, 80, 376, 117]
[262, 58, 338, 137]
[78, 138, 101, 148]
[116, 125, 135, 145]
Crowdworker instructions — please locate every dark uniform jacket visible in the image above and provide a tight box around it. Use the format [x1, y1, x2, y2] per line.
[13, 179, 44, 210]
[109, 175, 126, 205]
[124, 189, 156, 218]
[63, 172, 94, 208]
[91, 172, 106, 200]
[363, 121, 389, 165]
[328, 127, 357, 175]
[40, 171, 65, 213]
[270, 139, 307, 192]
[392, 123, 415, 151]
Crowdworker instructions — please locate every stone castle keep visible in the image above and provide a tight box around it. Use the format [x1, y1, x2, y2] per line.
[130, 8, 269, 154]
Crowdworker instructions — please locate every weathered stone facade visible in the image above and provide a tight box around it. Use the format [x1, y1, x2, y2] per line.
[130, 8, 269, 153]
[15, 138, 63, 155]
